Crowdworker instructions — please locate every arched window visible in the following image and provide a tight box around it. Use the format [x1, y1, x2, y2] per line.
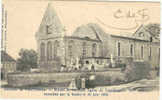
[82, 42, 87, 58]
[117, 42, 120, 56]
[54, 40, 59, 58]
[130, 44, 133, 56]
[40, 42, 45, 61]
[47, 41, 52, 60]
[141, 46, 144, 59]
[92, 43, 97, 57]
[68, 40, 74, 59]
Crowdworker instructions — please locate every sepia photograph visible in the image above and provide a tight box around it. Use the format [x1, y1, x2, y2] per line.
[0, 0, 160, 99]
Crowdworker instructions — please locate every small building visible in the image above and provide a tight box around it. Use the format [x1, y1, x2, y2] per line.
[1, 51, 16, 80]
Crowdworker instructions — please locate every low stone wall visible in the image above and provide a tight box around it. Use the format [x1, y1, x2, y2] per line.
[7, 72, 81, 87]
[7, 69, 122, 87]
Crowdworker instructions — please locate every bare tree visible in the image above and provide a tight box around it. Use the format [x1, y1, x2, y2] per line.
[145, 23, 160, 38]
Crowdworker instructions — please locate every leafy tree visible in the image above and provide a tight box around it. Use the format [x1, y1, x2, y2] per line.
[17, 49, 38, 71]
[124, 61, 152, 82]
[145, 23, 160, 37]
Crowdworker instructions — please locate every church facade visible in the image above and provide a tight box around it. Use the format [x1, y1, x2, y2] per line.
[35, 4, 160, 72]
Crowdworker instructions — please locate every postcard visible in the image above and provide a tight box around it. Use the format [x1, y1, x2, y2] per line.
[0, 0, 160, 100]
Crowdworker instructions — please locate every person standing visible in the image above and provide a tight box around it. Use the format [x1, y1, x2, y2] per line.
[75, 76, 81, 90]
[91, 64, 95, 71]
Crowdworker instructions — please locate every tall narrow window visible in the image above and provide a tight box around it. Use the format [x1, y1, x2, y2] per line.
[46, 24, 52, 34]
[54, 40, 59, 58]
[82, 42, 87, 58]
[141, 46, 144, 59]
[68, 45, 72, 57]
[150, 37, 153, 42]
[68, 40, 74, 60]
[130, 44, 133, 56]
[40, 43, 45, 61]
[47, 41, 52, 60]
[149, 47, 152, 59]
[159, 48, 160, 60]
[92, 43, 97, 57]
[117, 42, 120, 56]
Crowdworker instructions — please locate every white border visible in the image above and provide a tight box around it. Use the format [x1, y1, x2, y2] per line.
[0, 0, 161, 100]
[95, 0, 160, 2]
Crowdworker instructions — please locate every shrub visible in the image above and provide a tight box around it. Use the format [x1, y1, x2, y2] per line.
[116, 63, 126, 68]
[89, 72, 125, 86]
[124, 61, 152, 82]
[110, 74, 126, 85]
[91, 74, 110, 86]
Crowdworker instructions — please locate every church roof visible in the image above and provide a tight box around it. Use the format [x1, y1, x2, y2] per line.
[72, 23, 105, 41]
[1, 51, 16, 62]
[36, 3, 140, 37]
[36, 3, 64, 37]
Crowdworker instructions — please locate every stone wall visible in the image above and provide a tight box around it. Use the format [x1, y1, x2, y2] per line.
[7, 70, 121, 87]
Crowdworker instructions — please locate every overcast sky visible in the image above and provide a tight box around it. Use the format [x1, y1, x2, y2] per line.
[3, 1, 160, 59]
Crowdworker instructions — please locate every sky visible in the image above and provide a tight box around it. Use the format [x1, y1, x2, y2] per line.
[3, 1, 160, 59]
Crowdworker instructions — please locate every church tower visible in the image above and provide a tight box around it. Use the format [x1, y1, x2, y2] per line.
[35, 3, 66, 71]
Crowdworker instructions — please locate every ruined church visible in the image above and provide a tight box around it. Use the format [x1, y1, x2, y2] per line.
[35, 4, 160, 71]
